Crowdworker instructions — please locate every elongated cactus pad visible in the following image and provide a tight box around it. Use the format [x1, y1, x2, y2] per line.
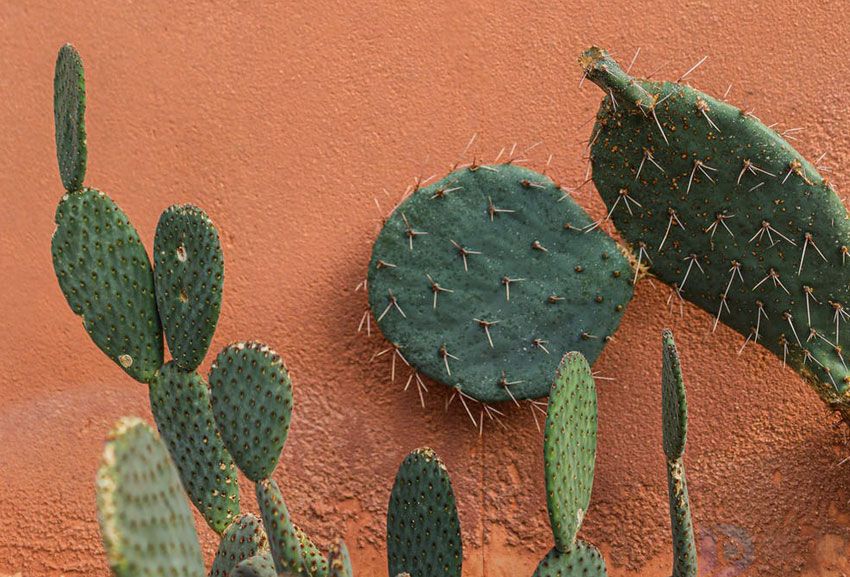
[54, 44, 86, 192]
[328, 539, 353, 577]
[52, 187, 163, 382]
[256, 479, 303, 576]
[296, 525, 329, 577]
[209, 342, 293, 481]
[150, 362, 240, 533]
[660, 331, 697, 577]
[582, 46, 850, 418]
[210, 514, 269, 577]
[532, 543, 607, 577]
[233, 552, 278, 577]
[368, 164, 634, 402]
[154, 204, 224, 371]
[96, 417, 204, 577]
[387, 448, 462, 577]
[544, 352, 597, 552]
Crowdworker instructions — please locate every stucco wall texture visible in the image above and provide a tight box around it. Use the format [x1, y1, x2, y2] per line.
[3, 1, 850, 576]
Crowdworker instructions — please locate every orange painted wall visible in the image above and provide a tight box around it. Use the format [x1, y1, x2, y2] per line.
[2, 1, 850, 576]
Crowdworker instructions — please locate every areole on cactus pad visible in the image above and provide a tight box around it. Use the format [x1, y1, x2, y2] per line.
[582, 46, 850, 420]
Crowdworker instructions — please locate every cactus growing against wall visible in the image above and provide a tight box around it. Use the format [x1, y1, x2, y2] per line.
[581, 46, 850, 421]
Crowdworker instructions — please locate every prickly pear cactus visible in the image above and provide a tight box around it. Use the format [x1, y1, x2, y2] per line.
[661, 331, 697, 577]
[328, 539, 354, 577]
[386, 448, 462, 577]
[544, 352, 598, 552]
[154, 204, 224, 371]
[209, 342, 293, 482]
[531, 543, 607, 577]
[256, 478, 304, 576]
[582, 46, 850, 420]
[232, 552, 279, 577]
[54, 43, 86, 192]
[96, 417, 204, 577]
[368, 164, 634, 402]
[149, 362, 240, 533]
[297, 525, 329, 577]
[210, 514, 269, 577]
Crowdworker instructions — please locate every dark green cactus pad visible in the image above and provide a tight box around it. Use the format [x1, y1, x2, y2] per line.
[387, 448, 462, 577]
[256, 479, 303, 576]
[296, 525, 329, 577]
[150, 362, 240, 534]
[154, 204, 224, 371]
[96, 417, 204, 577]
[209, 342, 293, 482]
[662, 330, 688, 461]
[582, 46, 850, 416]
[54, 43, 86, 192]
[232, 552, 278, 577]
[531, 542, 607, 577]
[210, 513, 269, 577]
[667, 459, 698, 577]
[51, 188, 163, 383]
[328, 539, 353, 577]
[544, 352, 597, 552]
[368, 164, 634, 402]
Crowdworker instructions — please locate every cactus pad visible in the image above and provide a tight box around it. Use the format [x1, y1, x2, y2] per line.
[54, 43, 86, 192]
[232, 553, 278, 577]
[296, 525, 329, 577]
[209, 342, 293, 482]
[368, 164, 634, 402]
[662, 330, 688, 460]
[149, 362, 240, 533]
[96, 417, 204, 577]
[583, 46, 850, 417]
[210, 514, 269, 577]
[328, 539, 353, 577]
[256, 478, 303, 576]
[544, 352, 598, 552]
[52, 188, 163, 383]
[531, 543, 607, 577]
[154, 204, 224, 371]
[667, 459, 698, 577]
[387, 448, 462, 577]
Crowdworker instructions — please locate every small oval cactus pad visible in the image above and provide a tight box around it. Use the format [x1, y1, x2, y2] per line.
[661, 330, 688, 461]
[233, 552, 278, 577]
[209, 342, 293, 481]
[154, 204, 224, 371]
[296, 525, 329, 577]
[532, 542, 607, 577]
[51, 188, 163, 383]
[667, 459, 698, 577]
[386, 448, 462, 577]
[256, 479, 304, 576]
[54, 43, 86, 192]
[210, 513, 269, 577]
[328, 539, 353, 577]
[96, 417, 204, 577]
[544, 352, 597, 552]
[368, 164, 634, 402]
[582, 46, 850, 415]
[149, 362, 240, 533]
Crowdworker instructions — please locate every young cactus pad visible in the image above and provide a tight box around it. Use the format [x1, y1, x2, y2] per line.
[256, 478, 304, 576]
[368, 164, 634, 402]
[544, 352, 598, 552]
[386, 448, 462, 577]
[532, 543, 607, 577]
[96, 417, 204, 577]
[149, 362, 240, 533]
[582, 46, 850, 419]
[209, 342, 293, 482]
[154, 204, 224, 371]
[296, 525, 330, 577]
[54, 43, 86, 192]
[328, 539, 354, 577]
[661, 331, 697, 577]
[210, 513, 269, 577]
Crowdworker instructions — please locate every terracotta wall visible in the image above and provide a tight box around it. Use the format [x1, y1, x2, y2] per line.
[2, 1, 850, 575]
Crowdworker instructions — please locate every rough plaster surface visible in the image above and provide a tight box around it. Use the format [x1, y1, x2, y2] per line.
[2, 1, 850, 576]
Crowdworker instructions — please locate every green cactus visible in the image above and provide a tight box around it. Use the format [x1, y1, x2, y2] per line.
[256, 478, 304, 576]
[209, 341, 293, 482]
[232, 553, 279, 577]
[210, 514, 269, 577]
[327, 540, 354, 577]
[368, 163, 634, 402]
[53, 43, 86, 192]
[386, 448, 462, 577]
[544, 352, 598, 553]
[661, 331, 698, 577]
[297, 525, 329, 577]
[531, 543, 607, 577]
[149, 362, 240, 533]
[96, 417, 204, 577]
[154, 204, 224, 371]
[582, 46, 850, 420]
